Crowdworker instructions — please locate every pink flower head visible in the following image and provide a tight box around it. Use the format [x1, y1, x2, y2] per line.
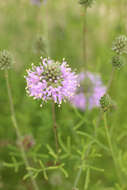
[25, 57, 78, 106]
[71, 71, 106, 110]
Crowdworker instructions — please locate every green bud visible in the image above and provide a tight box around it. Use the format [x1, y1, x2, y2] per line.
[100, 94, 116, 112]
[111, 55, 123, 69]
[0, 50, 14, 70]
[112, 35, 127, 55]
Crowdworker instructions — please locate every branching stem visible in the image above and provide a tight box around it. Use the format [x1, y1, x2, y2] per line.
[5, 70, 39, 190]
[103, 113, 122, 185]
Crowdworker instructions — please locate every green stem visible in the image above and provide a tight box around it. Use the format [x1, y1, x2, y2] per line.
[73, 168, 82, 190]
[72, 141, 94, 190]
[52, 102, 59, 154]
[82, 6, 87, 69]
[94, 67, 115, 135]
[5, 70, 39, 190]
[106, 67, 115, 93]
[103, 113, 122, 185]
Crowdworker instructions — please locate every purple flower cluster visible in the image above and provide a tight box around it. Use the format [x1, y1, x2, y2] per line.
[25, 58, 78, 106]
[71, 71, 106, 110]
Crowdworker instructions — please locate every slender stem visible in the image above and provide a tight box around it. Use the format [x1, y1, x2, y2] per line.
[95, 67, 115, 134]
[82, 7, 87, 69]
[103, 113, 122, 185]
[4, 70, 39, 190]
[106, 67, 115, 93]
[73, 168, 82, 190]
[52, 102, 59, 154]
[72, 141, 94, 190]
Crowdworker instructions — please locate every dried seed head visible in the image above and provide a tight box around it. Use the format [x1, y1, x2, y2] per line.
[112, 35, 127, 55]
[0, 50, 14, 70]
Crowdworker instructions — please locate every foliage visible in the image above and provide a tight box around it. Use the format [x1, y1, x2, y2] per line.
[0, 0, 127, 190]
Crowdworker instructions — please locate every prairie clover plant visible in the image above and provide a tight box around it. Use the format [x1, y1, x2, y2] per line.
[98, 35, 127, 187]
[0, 50, 39, 190]
[111, 35, 127, 69]
[100, 35, 127, 112]
[25, 57, 78, 106]
[71, 71, 106, 110]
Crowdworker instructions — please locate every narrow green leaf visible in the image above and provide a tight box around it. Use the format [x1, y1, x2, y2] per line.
[84, 168, 90, 190]
[77, 131, 109, 151]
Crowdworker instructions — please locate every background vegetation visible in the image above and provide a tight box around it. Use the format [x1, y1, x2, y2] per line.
[0, 0, 127, 189]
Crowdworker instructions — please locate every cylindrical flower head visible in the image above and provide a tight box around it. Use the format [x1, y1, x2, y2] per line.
[100, 94, 111, 112]
[0, 50, 13, 70]
[71, 72, 106, 110]
[25, 58, 78, 106]
[100, 94, 116, 112]
[112, 35, 127, 55]
[111, 55, 123, 69]
[79, 0, 95, 7]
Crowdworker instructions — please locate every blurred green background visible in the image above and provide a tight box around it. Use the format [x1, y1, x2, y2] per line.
[0, 0, 127, 189]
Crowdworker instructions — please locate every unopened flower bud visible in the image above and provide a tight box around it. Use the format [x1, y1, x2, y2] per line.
[0, 50, 14, 70]
[100, 94, 115, 112]
[111, 55, 123, 69]
[112, 35, 127, 55]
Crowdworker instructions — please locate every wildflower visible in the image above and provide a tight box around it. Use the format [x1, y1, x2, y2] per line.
[25, 57, 78, 106]
[71, 72, 106, 110]
[112, 35, 127, 55]
[0, 50, 13, 70]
